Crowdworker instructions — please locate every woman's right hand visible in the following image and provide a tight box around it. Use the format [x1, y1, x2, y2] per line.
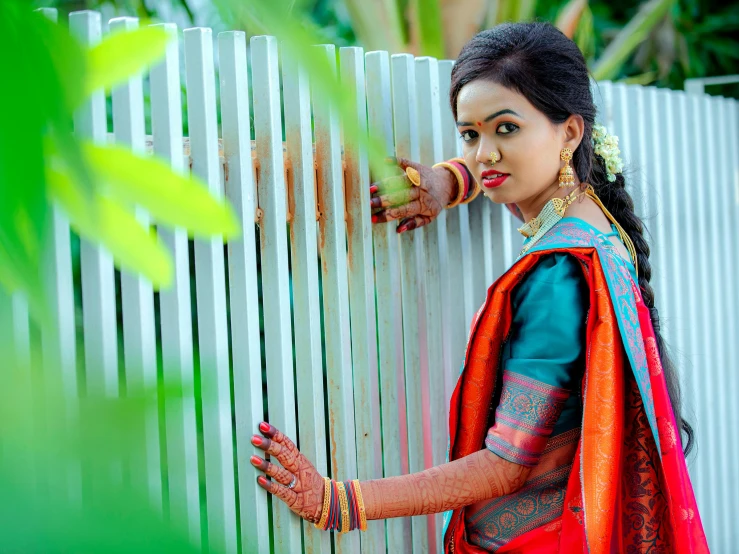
[369, 157, 458, 233]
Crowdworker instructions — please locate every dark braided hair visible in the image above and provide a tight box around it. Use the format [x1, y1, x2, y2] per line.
[450, 21, 693, 454]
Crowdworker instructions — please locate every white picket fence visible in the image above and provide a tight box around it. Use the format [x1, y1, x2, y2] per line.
[2, 8, 738, 554]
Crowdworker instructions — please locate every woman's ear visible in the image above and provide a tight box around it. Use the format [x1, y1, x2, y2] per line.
[563, 114, 585, 150]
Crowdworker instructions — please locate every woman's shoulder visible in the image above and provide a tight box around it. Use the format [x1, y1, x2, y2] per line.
[523, 251, 585, 285]
[512, 252, 588, 309]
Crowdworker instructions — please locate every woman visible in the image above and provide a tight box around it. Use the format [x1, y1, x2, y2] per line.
[250, 22, 709, 552]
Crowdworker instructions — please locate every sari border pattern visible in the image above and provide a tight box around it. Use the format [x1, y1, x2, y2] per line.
[485, 372, 570, 467]
[465, 463, 573, 552]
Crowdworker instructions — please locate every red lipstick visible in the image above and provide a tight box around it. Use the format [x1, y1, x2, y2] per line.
[480, 169, 509, 188]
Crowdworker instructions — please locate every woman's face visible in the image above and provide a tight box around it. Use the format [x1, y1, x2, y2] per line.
[455, 80, 580, 206]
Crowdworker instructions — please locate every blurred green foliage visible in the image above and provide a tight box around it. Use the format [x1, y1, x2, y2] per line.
[0, 1, 240, 552]
[48, 0, 736, 95]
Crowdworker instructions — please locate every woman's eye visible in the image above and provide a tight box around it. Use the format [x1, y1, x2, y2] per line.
[497, 122, 518, 135]
[459, 130, 478, 142]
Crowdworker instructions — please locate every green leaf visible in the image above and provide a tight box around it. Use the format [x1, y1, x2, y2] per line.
[82, 143, 241, 240]
[85, 26, 171, 95]
[414, 0, 445, 58]
[0, 4, 56, 300]
[701, 38, 739, 59]
[47, 167, 173, 289]
[591, 0, 675, 81]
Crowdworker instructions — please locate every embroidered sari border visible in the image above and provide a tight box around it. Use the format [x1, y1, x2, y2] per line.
[465, 463, 572, 551]
[485, 372, 570, 467]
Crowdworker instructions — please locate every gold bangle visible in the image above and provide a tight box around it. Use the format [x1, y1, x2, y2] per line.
[353, 480, 367, 531]
[314, 477, 331, 530]
[336, 481, 350, 533]
[432, 161, 466, 209]
[460, 179, 482, 204]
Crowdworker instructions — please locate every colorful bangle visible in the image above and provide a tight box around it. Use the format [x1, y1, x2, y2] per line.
[336, 481, 350, 533]
[315, 477, 331, 530]
[458, 161, 481, 204]
[353, 479, 367, 531]
[344, 481, 357, 531]
[433, 158, 469, 209]
[460, 178, 481, 204]
[315, 478, 367, 533]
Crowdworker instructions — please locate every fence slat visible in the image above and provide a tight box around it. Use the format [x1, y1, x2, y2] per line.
[183, 27, 238, 554]
[70, 10, 119, 400]
[682, 93, 710, 533]
[415, 55, 448, 553]
[34, 1, 74, 504]
[365, 50, 412, 553]
[467, 198, 488, 309]
[218, 31, 272, 554]
[249, 35, 302, 554]
[280, 41, 330, 554]
[714, 97, 734, 549]
[663, 92, 691, 423]
[312, 43, 361, 554]
[706, 96, 731, 545]
[438, 60, 474, 388]
[391, 52, 429, 554]
[723, 97, 739, 551]
[109, 16, 162, 510]
[692, 93, 718, 544]
[149, 22, 201, 545]
[339, 46, 386, 554]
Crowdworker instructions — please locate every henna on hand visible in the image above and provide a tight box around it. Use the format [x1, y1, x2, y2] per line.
[251, 422, 325, 523]
[360, 449, 530, 520]
[369, 157, 457, 227]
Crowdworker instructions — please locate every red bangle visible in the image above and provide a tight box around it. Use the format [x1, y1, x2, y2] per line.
[448, 160, 470, 198]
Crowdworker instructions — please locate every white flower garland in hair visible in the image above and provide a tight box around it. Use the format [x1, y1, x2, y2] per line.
[591, 123, 624, 182]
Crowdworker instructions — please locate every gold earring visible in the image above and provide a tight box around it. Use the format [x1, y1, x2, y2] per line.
[559, 147, 575, 188]
[490, 152, 499, 165]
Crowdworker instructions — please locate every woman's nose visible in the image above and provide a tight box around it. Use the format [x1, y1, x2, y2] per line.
[475, 138, 496, 164]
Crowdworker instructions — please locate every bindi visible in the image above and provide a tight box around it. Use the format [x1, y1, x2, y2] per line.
[476, 121, 482, 127]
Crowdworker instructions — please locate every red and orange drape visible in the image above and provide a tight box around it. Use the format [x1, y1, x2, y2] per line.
[444, 246, 708, 554]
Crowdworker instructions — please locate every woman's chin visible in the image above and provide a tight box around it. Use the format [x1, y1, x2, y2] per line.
[482, 187, 515, 204]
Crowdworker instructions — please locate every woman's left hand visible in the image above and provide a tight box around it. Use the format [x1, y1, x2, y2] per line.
[251, 422, 326, 524]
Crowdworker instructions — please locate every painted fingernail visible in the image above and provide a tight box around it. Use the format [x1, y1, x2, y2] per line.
[252, 436, 263, 446]
[370, 198, 381, 208]
[369, 184, 378, 194]
[251, 455, 262, 465]
[259, 422, 270, 433]
[397, 225, 408, 233]
[257, 476, 267, 486]
[371, 215, 378, 223]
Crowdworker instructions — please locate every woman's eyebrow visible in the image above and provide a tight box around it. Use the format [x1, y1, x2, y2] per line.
[456, 108, 522, 127]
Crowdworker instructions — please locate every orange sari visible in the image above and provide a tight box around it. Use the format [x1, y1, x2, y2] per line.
[443, 222, 708, 553]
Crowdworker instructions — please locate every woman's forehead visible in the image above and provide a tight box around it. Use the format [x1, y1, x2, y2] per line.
[456, 81, 530, 118]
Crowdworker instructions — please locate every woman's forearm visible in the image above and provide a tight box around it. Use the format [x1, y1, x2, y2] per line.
[360, 449, 530, 520]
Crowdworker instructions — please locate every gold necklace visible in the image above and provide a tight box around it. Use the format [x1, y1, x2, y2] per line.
[516, 184, 639, 278]
[517, 187, 584, 258]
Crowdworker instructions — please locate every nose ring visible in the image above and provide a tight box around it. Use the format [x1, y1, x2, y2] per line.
[490, 152, 499, 165]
